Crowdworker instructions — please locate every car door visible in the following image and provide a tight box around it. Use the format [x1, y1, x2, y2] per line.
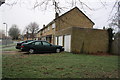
[33, 41, 43, 52]
[42, 41, 55, 52]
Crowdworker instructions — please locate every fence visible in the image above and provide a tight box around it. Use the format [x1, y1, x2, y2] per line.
[2, 38, 13, 45]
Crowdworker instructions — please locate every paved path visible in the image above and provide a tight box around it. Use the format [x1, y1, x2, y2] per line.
[2, 44, 16, 48]
[2, 50, 26, 54]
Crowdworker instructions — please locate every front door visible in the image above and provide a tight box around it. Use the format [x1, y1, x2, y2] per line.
[58, 36, 63, 46]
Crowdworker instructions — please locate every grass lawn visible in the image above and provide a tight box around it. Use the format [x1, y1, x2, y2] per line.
[2, 49, 119, 78]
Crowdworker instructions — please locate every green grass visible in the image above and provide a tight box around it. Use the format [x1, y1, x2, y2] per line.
[2, 51, 119, 78]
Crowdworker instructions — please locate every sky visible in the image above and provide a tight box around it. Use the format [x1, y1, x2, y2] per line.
[0, 0, 117, 35]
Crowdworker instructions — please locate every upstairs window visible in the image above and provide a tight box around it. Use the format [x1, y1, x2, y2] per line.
[42, 30, 44, 33]
[52, 23, 55, 29]
[48, 27, 50, 30]
[44, 29, 46, 33]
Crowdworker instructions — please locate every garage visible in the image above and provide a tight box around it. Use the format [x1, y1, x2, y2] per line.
[64, 35, 71, 52]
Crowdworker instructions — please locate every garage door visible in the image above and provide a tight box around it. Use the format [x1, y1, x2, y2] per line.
[64, 35, 71, 52]
[58, 36, 63, 46]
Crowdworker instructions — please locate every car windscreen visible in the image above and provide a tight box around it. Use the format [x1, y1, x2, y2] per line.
[19, 41, 24, 43]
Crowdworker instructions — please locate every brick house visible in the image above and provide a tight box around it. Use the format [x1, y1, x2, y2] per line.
[23, 33, 36, 40]
[36, 7, 94, 43]
[36, 7, 109, 54]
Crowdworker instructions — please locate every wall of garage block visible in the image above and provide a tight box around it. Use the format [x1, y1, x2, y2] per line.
[55, 27, 109, 54]
[71, 27, 109, 54]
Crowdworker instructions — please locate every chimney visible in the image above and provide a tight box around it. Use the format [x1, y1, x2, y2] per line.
[43, 25, 45, 28]
[55, 12, 59, 18]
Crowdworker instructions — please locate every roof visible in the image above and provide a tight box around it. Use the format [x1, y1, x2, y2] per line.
[38, 7, 94, 33]
[55, 7, 94, 24]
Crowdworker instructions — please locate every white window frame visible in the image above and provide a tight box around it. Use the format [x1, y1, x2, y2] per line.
[52, 23, 55, 29]
[48, 27, 50, 30]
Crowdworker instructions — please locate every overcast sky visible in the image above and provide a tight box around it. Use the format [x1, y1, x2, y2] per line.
[0, 0, 117, 35]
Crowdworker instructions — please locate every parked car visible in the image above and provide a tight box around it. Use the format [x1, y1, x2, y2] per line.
[16, 40, 33, 49]
[21, 40, 64, 53]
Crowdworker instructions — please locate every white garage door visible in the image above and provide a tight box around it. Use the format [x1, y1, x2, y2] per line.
[58, 36, 63, 46]
[64, 35, 71, 52]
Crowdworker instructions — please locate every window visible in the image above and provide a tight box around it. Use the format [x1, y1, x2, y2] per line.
[45, 28, 47, 32]
[52, 23, 55, 29]
[44, 29, 46, 33]
[42, 41, 51, 46]
[35, 42, 42, 45]
[48, 27, 50, 30]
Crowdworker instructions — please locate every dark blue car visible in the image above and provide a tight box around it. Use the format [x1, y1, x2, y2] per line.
[21, 40, 64, 54]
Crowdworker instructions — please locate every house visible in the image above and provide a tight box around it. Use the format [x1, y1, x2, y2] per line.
[0, 30, 6, 39]
[36, 7, 109, 54]
[23, 33, 36, 40]
[36, 7, 94, 42]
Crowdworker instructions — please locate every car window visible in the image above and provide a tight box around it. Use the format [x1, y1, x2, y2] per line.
[26, 41, 35, 44]
[35, 42, 42, 45]
[31, 42, 35, 45]
[20, 41, 24, 43]
[42, 41, 51, 46]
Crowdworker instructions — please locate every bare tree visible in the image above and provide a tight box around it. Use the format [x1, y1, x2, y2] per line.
[109, 13, 118, 31]
[5, 0, 107, 13]
[5, 0, 119, 30]
[26, 22, 39, 39]
[108, 1, 119, 33]
[8, 24, 20, 40]
[5, 0, 118, 20]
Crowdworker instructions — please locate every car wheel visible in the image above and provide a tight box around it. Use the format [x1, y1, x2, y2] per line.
[56, 48, 60, 53]
[29, 49, 34, 54]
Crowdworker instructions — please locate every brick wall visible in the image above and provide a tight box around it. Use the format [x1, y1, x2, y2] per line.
[55, 8, 94, 31]
[71, 27, 109, 54]
[55, 27, 109, 54]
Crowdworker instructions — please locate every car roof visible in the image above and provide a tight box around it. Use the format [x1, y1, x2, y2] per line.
[33, 40, 48, 42]
[26, 40, 48, 44]
[25, 40, 33, 41]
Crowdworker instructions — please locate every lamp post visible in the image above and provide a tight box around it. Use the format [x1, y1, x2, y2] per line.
[3, 22, 7, 46]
